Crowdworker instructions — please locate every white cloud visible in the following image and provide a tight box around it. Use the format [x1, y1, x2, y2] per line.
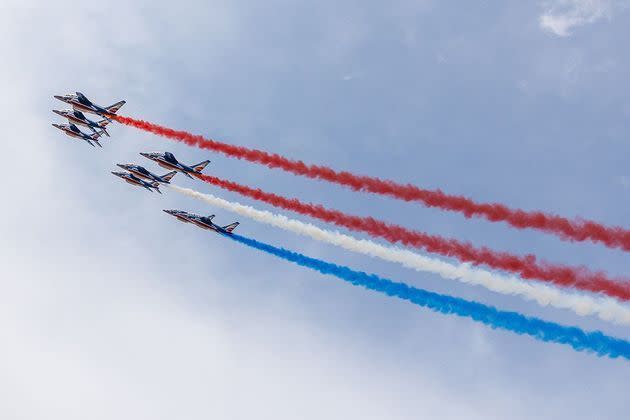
[0, 2, 505, 419]
[2, 2, 629, 419]
[539, 0, 612, 36]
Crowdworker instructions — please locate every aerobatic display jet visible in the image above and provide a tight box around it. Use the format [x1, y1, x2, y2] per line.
[54, 92, 125, 117]
[140, 152, 210, 179]
[115, 164, 177, 184]
[53, 109, 111, 137]
[52, 122, 104, 148]
[163, 209, 239, 235]
[111, 171, 162, 194]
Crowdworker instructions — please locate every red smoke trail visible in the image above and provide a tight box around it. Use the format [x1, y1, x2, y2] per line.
[114, 115, 630, 252]
[197, 174, 630, 302]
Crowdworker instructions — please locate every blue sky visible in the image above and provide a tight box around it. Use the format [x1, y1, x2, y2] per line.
[1, 0, 629, 418]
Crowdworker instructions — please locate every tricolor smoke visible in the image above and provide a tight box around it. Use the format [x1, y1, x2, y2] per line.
[115, 115, 630, 252]
[226, 232, 630, 359]
[196, 174, 630, 302]
[169, 184, 630, 325]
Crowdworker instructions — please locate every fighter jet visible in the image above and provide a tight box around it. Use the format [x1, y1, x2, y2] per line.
[52, 122, 104, 148]
[53, 109, 111, 137]
[111, 171, 162, 194]
[140, 152, 210, 179]
[116, 164, 177, 184]
[163, 209, 239, 235]
[53, 92, 125, 118]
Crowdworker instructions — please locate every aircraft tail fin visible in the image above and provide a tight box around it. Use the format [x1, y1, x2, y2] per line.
[222, 222, 239, 233]
[160, 171, 177, 183]
[93, 139, 103, 148]
[106, 100, 126, 114]
[192, 160, 211, 173]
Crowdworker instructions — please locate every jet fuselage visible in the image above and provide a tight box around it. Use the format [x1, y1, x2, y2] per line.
[163, 210, 238, 235]
[111, 171, 160, 193]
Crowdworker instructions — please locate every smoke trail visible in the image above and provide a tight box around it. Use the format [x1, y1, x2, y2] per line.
[195, 175, 630, 302]
[225, 232, 630, 359]
[114, 115, 630, 252]
[169, 185, 630, 325]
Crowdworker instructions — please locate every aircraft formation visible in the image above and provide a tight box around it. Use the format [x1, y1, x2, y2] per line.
[48, 92, 630, 361]
[51, 91, 239, 234]
[52, 92, 126, 147]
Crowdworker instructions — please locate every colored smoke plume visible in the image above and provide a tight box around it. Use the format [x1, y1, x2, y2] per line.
[227, 232, 630, 360]
[196, 175, 630, 302]
[115, 115, 630, 252]
[170, 184, 630, 325]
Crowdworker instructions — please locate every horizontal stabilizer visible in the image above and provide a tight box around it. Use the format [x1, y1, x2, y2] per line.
[152, 181, 162, 194]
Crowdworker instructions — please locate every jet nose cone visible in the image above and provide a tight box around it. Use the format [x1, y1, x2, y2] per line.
[54, 95, 64, 101]
[52, 109, 62, 115]
[116, 163, 128, 170]
[139, 152, 150, 158]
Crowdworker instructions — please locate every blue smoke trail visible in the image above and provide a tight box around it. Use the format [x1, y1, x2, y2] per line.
[228, 233, 630, 360]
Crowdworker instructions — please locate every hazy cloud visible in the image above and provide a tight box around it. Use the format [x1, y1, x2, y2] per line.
[539, 0, 612, 36]
[2, 1, 630, 419]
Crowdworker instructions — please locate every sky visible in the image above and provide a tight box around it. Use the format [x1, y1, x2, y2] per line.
[0, 0, 629, 418]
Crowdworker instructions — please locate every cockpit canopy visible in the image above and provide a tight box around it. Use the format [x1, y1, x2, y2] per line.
[163, 152, 178, 164]
[76, 92, 92, 106]
[200, 215, 215, 225]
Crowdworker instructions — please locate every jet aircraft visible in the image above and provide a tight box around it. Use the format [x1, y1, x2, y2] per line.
[53, 109, 111, 137]
[116, 164, 177, 184]
[163, 209, 239, 235]
[52, 122, 104, 148]
[54, 92, 125, 118]
[111, 171, 162, 194]
[140, 152, 210, 179]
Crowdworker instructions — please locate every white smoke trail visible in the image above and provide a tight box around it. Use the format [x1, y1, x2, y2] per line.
[168, 185, 630, 326]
